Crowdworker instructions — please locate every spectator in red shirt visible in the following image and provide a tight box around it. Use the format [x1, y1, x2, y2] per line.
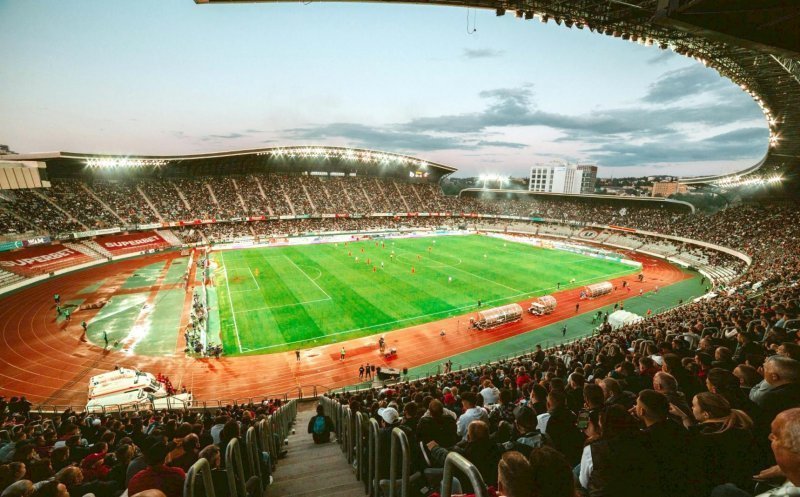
[515, 369, 531, 389]
[128, 442, 185, 497]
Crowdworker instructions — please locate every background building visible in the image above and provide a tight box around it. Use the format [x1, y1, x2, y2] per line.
[530, 162, 597, 194]
[577, 164, 598, 193]
[651, 181, 689, 197]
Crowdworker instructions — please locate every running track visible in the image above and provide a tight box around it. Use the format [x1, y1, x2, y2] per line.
[0, 250, 688, 408]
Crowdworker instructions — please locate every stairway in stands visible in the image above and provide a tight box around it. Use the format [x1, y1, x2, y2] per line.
[269, 400, 364, 497]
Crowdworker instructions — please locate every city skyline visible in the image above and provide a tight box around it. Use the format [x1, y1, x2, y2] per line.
[0, 1, 767, 178]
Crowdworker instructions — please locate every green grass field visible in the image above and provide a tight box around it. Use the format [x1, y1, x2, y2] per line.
[212, 234, 639, 355]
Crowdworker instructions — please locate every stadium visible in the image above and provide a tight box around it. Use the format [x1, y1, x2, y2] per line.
[0, 2, 798, 497]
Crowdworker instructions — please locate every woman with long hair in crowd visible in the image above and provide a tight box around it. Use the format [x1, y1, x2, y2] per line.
[670, 391, 760, 495]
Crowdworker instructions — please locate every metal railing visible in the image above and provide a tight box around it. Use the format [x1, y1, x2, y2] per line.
[441, 452, 488, 497]
[185, 457, 216, 497]
[225, 438, 247, 497]
[387, 427, 411, 497]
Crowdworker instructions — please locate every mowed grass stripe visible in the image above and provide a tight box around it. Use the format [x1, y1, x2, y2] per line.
[213, 235, 638, 355]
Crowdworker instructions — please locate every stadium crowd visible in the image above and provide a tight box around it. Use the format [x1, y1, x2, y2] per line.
[322, 200, 800, 497]
[0, 399, 287, 497]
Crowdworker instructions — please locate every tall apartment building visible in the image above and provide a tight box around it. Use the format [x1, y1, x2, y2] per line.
[529, 162, 589, 194]
[577, 164, 598, 193]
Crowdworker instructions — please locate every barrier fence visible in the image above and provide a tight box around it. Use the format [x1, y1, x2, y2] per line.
[183, 399, 296, 497]
[319, 396, 487, 497]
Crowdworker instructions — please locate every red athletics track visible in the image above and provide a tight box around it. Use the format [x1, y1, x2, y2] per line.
[0, 250, 688, 408]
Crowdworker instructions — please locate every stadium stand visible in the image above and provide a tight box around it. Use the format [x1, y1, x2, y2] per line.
[0, 397, 297, 497]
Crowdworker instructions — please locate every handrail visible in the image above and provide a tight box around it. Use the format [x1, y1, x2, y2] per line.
[225, 438, 247, 497]
[388, 427, 411, 497]
[355, 411, 367, 487]
[184, 457, 216, 497]
[441, 452, 488, 497]
[245, 426, 263, 490]
[368, 417, 380, 497]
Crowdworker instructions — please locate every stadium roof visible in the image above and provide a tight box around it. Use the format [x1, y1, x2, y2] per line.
[195, 0, 800, 188]
[3, 145, 457, 175]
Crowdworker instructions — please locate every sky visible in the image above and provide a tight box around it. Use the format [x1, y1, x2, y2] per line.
[0, 1, 768, 178]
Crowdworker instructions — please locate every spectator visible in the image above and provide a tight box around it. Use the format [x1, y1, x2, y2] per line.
[496, 451, 533, 497]
[749, 355, 800, 424]
[670, 392, 759, 495]
[528, 446, 576, 497]
[455, 393, 487, 441]
[307, 405, 335, 444]
[535, 390, 583, 466]
[579, 405, 661, 497]
[417, 400, 458, 448]
[127, 442, 185, 497]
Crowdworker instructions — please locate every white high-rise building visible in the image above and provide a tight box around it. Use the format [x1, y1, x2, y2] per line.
[529, 162, 584, 194]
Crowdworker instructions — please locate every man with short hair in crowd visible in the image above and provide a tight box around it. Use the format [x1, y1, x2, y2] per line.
[127, 441, 185, 497]
[456, 392, 487, 441]
[501, 405, 549, 454]
[749, 355, 800, 424]
[636, 389, 695, 497]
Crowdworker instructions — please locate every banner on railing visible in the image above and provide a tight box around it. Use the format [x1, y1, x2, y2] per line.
[0, 241, 23, 252]
[71, 227, 122, 239]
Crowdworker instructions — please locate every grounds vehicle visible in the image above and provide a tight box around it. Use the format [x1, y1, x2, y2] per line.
[528, 295, 557, 315]
[474, 303, 523, 330]
[85, 368, 192, 413]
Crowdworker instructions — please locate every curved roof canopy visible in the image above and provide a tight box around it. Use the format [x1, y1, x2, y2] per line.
[3, 145, 456, 176]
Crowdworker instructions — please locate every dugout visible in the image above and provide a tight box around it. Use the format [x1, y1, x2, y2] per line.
[475, 303, 523, 329]
[584, 282, 613, 299]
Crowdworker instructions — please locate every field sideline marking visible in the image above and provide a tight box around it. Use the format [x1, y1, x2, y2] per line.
[241, 266, 636, 352]
[284, 255, 332, 300]
[219, 252, 244, 353]
[234, 297, 331, 314]
[248, 267, 260, 290]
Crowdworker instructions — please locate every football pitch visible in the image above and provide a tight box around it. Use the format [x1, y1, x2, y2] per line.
[212, 235, 638, 355]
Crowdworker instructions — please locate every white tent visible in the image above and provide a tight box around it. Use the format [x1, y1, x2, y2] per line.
[607, 310, 643, 329]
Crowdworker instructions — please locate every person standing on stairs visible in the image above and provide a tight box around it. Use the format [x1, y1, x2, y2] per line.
[308, 405, 335, 444]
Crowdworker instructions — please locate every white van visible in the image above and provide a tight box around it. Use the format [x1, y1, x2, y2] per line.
[86, 368, 192, 412]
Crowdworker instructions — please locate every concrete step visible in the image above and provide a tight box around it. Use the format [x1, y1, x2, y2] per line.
[269, 400, 365, 497]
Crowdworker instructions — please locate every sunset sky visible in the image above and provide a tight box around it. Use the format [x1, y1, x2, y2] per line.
[0, 0, 768, 178]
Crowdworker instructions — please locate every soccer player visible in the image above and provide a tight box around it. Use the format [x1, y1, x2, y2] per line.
[359, 365, 365, 380]
[575, 303, 580, 313]
[296, 350, 301, 362]
[54, 293, 60, 305]
[103, 330, 109, 349]
[81, 320, 88, 332]
[639, 289, 643, 296]
[562, 324, 567, 337]
[448, 276, 452, 283]
[381, 261, 384, 269]
[440, 329, 446, 338]
[411, 267, 415, 274]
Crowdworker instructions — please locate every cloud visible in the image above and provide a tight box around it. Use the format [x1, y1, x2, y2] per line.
[208, 132, 245, 139]
[646, 51, 677, 65]
[463, 48, 504, 59]
[475, 140, 527, 149]
[585, 127, 768, 166]
[642, 65, 728, 103]
[278, 67, 765, 168]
